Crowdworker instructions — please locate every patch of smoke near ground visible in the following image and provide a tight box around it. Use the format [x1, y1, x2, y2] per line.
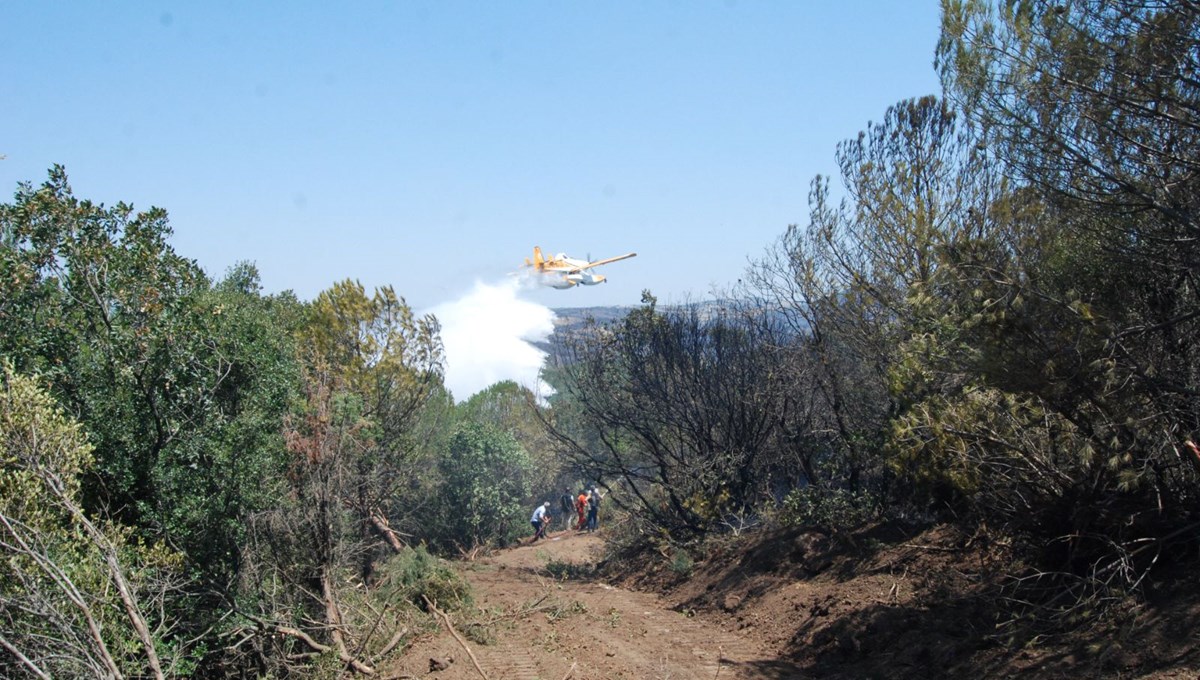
[427, 275, 556, 403]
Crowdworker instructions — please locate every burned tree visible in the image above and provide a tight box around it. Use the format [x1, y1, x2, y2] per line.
[545, 295, 786, 536]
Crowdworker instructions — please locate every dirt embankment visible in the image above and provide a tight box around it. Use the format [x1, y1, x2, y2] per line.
[388, 523, 1200, 679]
[607, 523, 1200, 680]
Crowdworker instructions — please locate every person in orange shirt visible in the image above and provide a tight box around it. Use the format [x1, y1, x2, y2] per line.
[575, 490, 588, 531]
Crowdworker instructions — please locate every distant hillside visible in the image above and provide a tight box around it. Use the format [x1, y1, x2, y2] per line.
[537, 305, 633, 361]
[541, 300, 755, 363]
[551, 305, 632, 331]
[550, 299, 739, 332]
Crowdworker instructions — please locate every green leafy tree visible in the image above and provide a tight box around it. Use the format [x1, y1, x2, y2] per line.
[434, 423, 533, 552]
[0, 168, 300, 589]
[227, 280, 445, 675]
[939, 0, 1200, 451]
[295, 279, 444, 555]
[300, 278, 442, 426]
[459, 380, 560, 497]
[1, 363, 187, 679]
[939, 0, 1199, 254]
[745, 95, 998, 510]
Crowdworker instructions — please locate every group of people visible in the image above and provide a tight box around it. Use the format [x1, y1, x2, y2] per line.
[529, 487, 603, 541]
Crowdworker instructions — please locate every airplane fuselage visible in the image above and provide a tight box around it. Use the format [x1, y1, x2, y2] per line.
[524, 247, 634, 289]
[547, 270, 607, 289]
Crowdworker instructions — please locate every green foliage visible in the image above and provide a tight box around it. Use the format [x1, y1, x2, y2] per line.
[2, 3, 1197, 663]
[0, 169, 302, 588]
[780, 486, 878, 533]
[902, 0, 1200, 571]
[1, 363, 189, 678]
[299, 278, 443, 424]
[292, 277, 445, 549]
[545, 599, 589, 623]
[433, 423, 533, 551]
[459, 380, 533, 427]
[541, 558, 595, 582]
[229, 277, 449, 676]
[158, 266, 301, 583]
[375, 545, 472, 612]
[0, 362, 93, 514]
[459, 381, 560, 494]
[669, 548, 694, 577]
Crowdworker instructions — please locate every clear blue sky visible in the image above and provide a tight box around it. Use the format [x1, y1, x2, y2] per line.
[2, 2, 942, 310]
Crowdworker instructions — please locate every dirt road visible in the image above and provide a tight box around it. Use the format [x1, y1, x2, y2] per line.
[387, 530, 803, 679]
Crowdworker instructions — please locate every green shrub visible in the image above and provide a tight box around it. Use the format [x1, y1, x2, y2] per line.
[542, 558, 594, 581]
[375, 545, 472, 611]
[669, 548, 694, 577]
[433, 423, 533, 551]
[780, 486, 877, 532]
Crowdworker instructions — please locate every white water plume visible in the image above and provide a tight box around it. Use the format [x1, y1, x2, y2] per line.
[429, 276, 557, 403]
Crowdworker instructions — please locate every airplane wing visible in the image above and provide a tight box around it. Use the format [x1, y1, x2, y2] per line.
[568, 252, 637, 273]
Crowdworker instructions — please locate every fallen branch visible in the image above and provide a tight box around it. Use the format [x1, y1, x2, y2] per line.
[901, 543, 959, 552]
[422, 596, 489, 680]
[352, 601, 391, 668]
[319, 568, 375, 677]
[242, 614, 376, 676]
[0, 631, 50, 680]
[274, 625, 375, 675]
[225, 628, 255, 652]
[372, 626, 410, 661]
[1093, 521, 1200, 577]
[561, 661, 578, 680]
[370, 511, 408, 552]
[1183, 440, 1200, 475]
[486, 593, 553, 623]
[456, 543, 485, 561]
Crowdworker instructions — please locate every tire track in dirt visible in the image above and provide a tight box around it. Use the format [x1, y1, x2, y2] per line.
[471, 643, 544, 679]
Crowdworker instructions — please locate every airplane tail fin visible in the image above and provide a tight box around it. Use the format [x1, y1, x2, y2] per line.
[526, 246, 546, 268]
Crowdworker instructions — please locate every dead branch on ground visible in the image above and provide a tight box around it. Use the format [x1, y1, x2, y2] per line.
[422, 595, 489, 680]
[239, 614, 376, 675]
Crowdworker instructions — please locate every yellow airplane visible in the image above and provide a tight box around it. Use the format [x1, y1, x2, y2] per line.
[524, 246, 637, 289]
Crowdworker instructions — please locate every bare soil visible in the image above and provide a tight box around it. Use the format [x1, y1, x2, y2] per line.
[385, 523, 1200, 679]
[388, 528, 801, 679]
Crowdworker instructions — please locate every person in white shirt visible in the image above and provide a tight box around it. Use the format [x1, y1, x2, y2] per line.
[530, 502, 551, 541]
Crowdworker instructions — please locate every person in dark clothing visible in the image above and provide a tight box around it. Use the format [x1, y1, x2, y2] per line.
[586, 487, 602, 532]
[559, 488, 575, 531]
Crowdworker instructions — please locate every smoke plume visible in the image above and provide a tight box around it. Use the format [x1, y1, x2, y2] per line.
[428, 277, 557, 403]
